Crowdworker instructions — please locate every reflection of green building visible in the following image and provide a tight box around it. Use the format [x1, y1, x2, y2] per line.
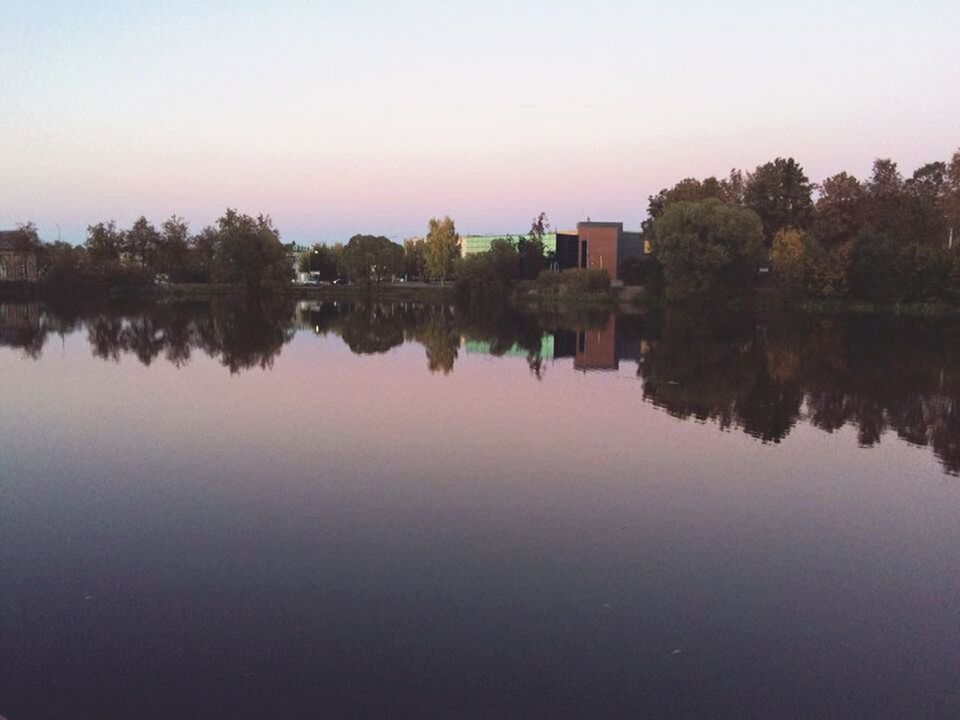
[464, 333, 555, 360]
[460, 233, 557, 256]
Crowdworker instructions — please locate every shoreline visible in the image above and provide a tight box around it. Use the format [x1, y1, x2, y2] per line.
[4, 281, 960, 317]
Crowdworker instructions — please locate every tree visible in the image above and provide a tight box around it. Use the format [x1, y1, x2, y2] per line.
[946, 150, 960, 250]
[864, 158, 911, 242]
[188, 226, 219, 282]
[812, 172, 866, 249]
[425, 216, 459, 285]
[340, 235, 402, 284]
[744, 157, 813, 244]
[650, 199, 766, 300]
[402, 237, 427, 280]
[454, 238, 518, 305]
[849, 230, 904, 302]
[157, 215, 190, 280]
[517, 211, 550, 279]
[11, 222, 41, 251]
[124, 216, 161, 268]
[210, 209, 292, 290]
[905, 161, 948, 246]
[643, 171, 745, 233]
[85, 221, 124, 264]
[771, 228, 812, 296]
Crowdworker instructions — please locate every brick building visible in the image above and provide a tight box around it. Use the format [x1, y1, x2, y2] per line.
[555, 221, 645, 280]
[0, 231, 39, 283]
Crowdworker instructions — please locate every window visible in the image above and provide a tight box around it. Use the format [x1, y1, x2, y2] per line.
[580, 240, 588, 268]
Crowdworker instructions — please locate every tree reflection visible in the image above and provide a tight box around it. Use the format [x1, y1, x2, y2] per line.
[3, 297, 958, 474]
[639, 308, 960, 474]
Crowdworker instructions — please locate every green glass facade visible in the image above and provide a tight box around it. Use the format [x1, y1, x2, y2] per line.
[460, 233, 557, 256]
[463, 334, 556, 360]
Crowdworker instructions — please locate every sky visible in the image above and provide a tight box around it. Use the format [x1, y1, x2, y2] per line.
[2, 0, 959, 245]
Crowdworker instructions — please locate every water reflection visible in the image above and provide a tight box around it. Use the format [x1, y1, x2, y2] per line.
[2, 298, 958, 474]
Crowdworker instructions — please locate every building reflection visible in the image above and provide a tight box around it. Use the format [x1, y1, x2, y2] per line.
[3, 298, 958, 475]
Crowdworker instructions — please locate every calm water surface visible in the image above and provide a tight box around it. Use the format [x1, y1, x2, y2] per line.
[1, 298, 959, 719]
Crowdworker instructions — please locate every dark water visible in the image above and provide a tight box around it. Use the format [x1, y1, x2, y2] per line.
[1, 298, 959, 719]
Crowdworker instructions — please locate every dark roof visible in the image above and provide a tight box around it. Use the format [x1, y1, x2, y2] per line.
[0, 230, 29, 251]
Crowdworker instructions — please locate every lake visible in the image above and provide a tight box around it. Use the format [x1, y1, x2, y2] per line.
[1, 297, 959, 719]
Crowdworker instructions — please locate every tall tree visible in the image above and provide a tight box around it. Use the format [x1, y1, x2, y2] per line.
[425, 216, 459, 285]
[188, 226, 219, 282]
[946, 150, 960, 250]
[651, 199, 765, 300]
[905, 161, 949, 246]
[340, 235, 403, 284]
[210, 209, 292, 290]
[402, 237, 427, 280]
[517, 211, 550, 279]
[158, 215, 190, 279]
[744, 157, 813, 244]
[864, 158, 911, 242]
[124, 216, 161, 268]
[85, 221, 124, 264]
[812, 172, 866, 248]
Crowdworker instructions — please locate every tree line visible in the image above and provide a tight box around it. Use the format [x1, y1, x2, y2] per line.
[298, 216, 461, 286]
[12, 209, 294, 293]
[645, 150, 960, 303]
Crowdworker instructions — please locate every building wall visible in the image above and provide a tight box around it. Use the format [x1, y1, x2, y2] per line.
[577, 224, 620, 279]
[574, 315, 618, 371]
[0, 251, 38, 282]
[461, 233, 557, 256]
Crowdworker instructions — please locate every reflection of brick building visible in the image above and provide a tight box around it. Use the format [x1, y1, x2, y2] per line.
[574, 315, 618, 371]
[555, 222, 645, 280]
[0, 231, 39, 283]
[0, 303, 41, 346]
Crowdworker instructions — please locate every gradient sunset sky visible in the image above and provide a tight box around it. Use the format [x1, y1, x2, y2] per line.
[3, 0, 958, 244]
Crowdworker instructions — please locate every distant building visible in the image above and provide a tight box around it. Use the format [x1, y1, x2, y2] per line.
[460, 222, 646, 280]
[0, 231, 39, 282]
[555, 222, 645, 280]
[460, 233, 558, 256]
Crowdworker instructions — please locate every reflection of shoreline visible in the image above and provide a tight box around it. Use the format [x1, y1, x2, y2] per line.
[3, 299, 959, 476]
[0, 302, 43, 353]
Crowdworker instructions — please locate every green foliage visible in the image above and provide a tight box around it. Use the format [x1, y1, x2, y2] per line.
[210, 209, 292, 290]
[644, 170, 744, 233]
[454, 238, 518, 305]
[770, 228, 811, 296]
[812, 172, 865, 249]
[124, 216, 161, 268]
[187, 226, 219, 282]
[402, 237, 427, 280]
[425, 216, 460, 284]
[85, 221, 124, 264]
[618, 256, 660, 286]
[744, 157, 813, 244]
[154, 215, 190, 280]
[848, 231, 904, 302]
[340, 234, 402, 284]
[517, 212, 550, 280]
[651, 199, 766, 301]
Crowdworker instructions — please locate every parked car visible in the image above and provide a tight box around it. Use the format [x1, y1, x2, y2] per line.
[333, 277, 349, 286]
